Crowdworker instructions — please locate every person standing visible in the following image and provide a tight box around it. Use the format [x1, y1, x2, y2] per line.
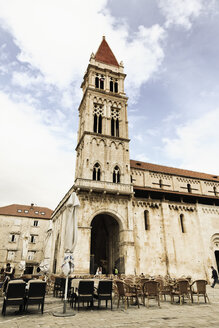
[211, 266, 218, 288]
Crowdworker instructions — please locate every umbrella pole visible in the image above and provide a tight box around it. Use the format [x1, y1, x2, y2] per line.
[63, 275, 68, 313]
[53, 264, 76, 317]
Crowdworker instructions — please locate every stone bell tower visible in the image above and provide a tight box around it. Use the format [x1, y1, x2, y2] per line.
[74, 36, 132, 196]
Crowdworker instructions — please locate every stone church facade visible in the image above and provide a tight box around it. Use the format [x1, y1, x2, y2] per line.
[51, 37, 219, 280]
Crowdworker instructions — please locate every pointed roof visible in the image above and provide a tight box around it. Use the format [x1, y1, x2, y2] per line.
[94, 36, 119, 67]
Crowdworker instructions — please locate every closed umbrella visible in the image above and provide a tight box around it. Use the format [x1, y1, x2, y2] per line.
[54, 191, 80, 316]
[18, 233, 29, 274]
[39, 220, 53, 274]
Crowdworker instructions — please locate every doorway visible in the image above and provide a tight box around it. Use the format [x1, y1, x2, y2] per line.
[90, 213, 120, 274]
[215, 251, 219, 272]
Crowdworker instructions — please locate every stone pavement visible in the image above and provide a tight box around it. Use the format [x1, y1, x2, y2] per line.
[0, 285, 218, 328]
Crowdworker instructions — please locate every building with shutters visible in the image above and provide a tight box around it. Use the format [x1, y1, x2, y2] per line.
[0, 204, 52, 275]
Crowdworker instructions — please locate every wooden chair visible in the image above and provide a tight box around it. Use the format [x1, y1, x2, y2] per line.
[115, 280, 139, 310]
[94, 280, 113, 309]
[25, 280, 47, 314]
[191, 280, 210, 304]
[171, 279, 191, 305]
[2, 280, 26, 316]
[143, 280, 160, 308]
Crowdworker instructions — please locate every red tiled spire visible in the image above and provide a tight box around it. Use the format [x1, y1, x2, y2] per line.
[94, 36, 119, 67]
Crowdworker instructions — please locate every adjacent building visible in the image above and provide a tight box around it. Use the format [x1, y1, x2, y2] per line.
[0, 203, 52, 275]
[51, 37, 219, 280]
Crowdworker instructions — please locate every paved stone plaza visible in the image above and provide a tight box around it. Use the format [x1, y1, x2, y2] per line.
[0, 286, 218, 328]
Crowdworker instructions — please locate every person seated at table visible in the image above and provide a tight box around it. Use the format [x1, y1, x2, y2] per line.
[4, 263, 14, 279]
[96, 266, 102, 275]
[113, 267, 119, 275]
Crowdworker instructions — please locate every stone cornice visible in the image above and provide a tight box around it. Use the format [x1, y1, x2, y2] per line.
[75, 131, 130, 151]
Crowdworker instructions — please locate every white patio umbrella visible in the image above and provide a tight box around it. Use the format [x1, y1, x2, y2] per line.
[18, 233, 29, 274]
[54, 191, 80, 316]
[39, 220, 53, 275]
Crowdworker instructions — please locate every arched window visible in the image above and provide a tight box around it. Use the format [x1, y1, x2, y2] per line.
[113, 166, 120, 183]
[187, 184, 191, 193]
[93, 114, 97, 133]
[93, 163, 101, 181]
[110, 80, 113, 92]
[159, 179, 162, 188]
[116, 119, 119, 137]
[111, 117, 119, 137]
[93, 113, 102, 134]
[100, 77, 104, 89]
[213, 186, 217, 196]
[115, 81, 118, 93]
[111, 118, 115, 136]
[180, 214, 185, 233]
[144, 210, 149, 230]
[95, 76, 99, 88]
[98, 115, 102, 134]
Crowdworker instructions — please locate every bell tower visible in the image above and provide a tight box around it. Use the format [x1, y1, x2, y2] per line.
[74, 37, 132, 196]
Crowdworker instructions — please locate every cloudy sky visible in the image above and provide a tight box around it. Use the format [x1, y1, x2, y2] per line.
[0, 0, 219, 209]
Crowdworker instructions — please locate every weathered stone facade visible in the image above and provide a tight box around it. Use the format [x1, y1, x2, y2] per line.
[51, 37, 219, 280]
[0, 204, 52, 275]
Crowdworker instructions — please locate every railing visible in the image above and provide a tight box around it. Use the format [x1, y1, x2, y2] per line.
[74, 178, 133, 195]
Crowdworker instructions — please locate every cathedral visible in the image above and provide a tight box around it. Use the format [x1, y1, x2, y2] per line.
[51, 37, 219, 280]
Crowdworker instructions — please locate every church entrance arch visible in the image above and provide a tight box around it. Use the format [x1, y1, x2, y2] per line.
[211, 234, 219, 272]
[90, 213, 121, 274]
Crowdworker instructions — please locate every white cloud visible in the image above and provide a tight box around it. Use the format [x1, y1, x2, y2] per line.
[0, 0, 166, 103]
[158, 0, 215, 30]
[163, 108, 219, 175]
[0, 91, 75, 209]
[12, 71, 44, 88]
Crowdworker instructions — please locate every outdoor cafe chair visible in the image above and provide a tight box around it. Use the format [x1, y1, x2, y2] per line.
[53, 277, 65, 298]
[143, 280, 160, 308]
[25, 280, 47, 314]
[171, 279, 192, 305]
[2, 280, 26, 316]
[73, 280, 94, 310]
[190, 280, 210, 304]
[94, 280, 113, 309]
[115, 280, 139, 310]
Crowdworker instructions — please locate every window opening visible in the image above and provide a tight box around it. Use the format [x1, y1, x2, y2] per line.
[93, 163, 101, 181]
[33, 220, 38, 227]
[144, 210, 149, 230]
[113, 166, 120, 183]
[111, 118, 115, 136]
[95, 76, 99, 88]
[11, 234, 16, 242]
[98, 114, 102, 134]
[187, 184, 191, 193]
[116, 119, 119, 137]
[214, 186, 217, 196]
[93, 114, 97, 133]
[110, 80, 113, 92]
[93, 105, 103, 134]
[100, 76, 104, 89]
[111, 108, 120, 137]
[30, 235, 36, 243]
[27, 251, 35, 261]
[180, 214, 185, 233]
[115, 81, 118, 93]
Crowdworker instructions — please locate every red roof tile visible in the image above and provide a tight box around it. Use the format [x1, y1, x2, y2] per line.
[0, 204, 52, 219]
[130, 159, 219, 182]
[95, 36, 119, 67]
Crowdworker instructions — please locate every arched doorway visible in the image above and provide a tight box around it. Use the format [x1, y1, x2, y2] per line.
[90, 213, 120, 274]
